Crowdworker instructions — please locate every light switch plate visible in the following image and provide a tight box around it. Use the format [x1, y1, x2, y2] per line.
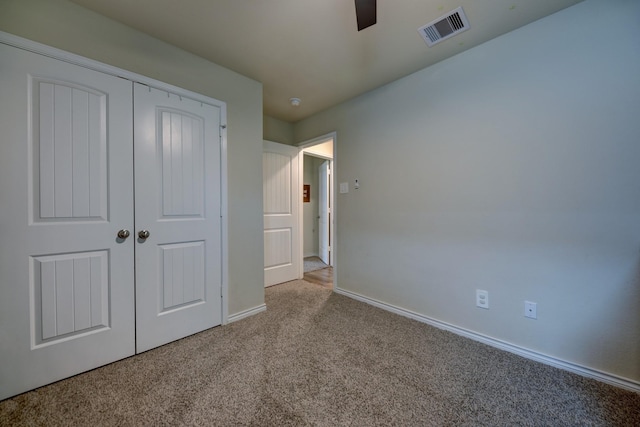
[339, 182, 349, 194]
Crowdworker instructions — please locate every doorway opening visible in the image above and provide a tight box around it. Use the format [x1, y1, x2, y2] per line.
[299, 134, 335, 289]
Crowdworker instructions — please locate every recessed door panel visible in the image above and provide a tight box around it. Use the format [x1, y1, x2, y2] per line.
[32, 251, 109, 344]
[32, 79, 107, 222]
[159, 110, 205, 218]
[159, 241, 205, 311]
[264, 228, 293, 269]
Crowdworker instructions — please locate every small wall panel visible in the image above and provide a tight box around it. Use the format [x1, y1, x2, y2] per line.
[159, 241, 205, 312]
[32, 251, 109, 345]
[264, 228, 292, 269]
[159, 110, 204, 218]
[32, 79, 107, 222]
[263, 152, 291, 215]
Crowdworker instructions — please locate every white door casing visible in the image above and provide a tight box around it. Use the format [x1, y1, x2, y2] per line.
[263, 141, 300, 287]
[0, 43, 135, 400]
[134, 83, 223, 353]
[318, 160, 330, 265]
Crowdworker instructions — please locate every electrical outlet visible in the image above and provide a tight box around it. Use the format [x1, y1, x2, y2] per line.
[525, 301, 537, 319]
[476, 290, 489, 309]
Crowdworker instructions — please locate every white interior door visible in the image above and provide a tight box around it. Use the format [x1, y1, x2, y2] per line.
[263, 141, 300, 286]
[134, 83, 222, 353]
[318, 160, 330, 265]
[0, 44, 135, 400]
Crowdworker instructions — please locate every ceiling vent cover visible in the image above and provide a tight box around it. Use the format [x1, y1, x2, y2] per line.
[418, 7, 470, 47]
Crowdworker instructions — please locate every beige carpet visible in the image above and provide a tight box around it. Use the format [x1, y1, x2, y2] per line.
[1, 280, 639, 426]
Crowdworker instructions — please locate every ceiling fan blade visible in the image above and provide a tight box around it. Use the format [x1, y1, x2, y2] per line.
[354, 0, 376, 31]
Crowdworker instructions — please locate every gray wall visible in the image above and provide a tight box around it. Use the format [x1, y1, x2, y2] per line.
[295, 0, 640, 382]
[0, 0, 265, 316]
[264, 115, 295, 146]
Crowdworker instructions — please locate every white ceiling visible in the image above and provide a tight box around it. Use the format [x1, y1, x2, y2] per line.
[71, 0, 584, 123]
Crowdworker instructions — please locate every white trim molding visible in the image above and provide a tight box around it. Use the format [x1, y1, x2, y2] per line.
[333, 287, 640, 393]
[227, 304, 267, 324]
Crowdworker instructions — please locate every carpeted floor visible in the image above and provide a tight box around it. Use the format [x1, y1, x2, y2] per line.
[1, 280, 639, 426]
[303, 256, 328, 273]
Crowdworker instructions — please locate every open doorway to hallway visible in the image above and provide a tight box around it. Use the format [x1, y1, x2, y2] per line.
[299, 134, 335, 289]
[302, 156, 332, 289]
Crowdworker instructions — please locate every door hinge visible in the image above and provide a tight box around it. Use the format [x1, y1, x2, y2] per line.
[219, 124, 227, 137]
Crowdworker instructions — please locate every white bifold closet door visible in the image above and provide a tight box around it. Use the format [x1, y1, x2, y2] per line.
[134, 83, 222, 353]
[0, 43, 135, 400]
[0, 44, 223, 400]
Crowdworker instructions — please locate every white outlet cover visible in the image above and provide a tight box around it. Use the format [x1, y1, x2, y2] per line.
[476, 290, 489, 309]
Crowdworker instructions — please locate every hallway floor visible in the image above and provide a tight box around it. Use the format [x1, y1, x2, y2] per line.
[303, 266, 333, 290]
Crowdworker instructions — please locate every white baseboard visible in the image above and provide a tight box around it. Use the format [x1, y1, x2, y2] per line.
[304, 252, 319, 258]
[333, 287, 640, 393]
[227, 303, 266, 324]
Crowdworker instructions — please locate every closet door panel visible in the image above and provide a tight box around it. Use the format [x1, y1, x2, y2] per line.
[134, 83, 222, 353]
[0, 43, 135, 400]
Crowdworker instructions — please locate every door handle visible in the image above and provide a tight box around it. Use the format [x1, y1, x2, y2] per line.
[138, 230, 150, 240]
[117, 229, 130, 239]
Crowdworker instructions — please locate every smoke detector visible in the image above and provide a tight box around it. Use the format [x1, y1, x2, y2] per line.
[418, 7, 470, 47]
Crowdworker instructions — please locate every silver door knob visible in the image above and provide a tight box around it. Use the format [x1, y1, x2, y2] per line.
[117, 229, 130, 239]
[138, 230, 150, 240]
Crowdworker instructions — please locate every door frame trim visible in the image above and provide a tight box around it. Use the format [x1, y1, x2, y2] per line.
[0, 31, 230, 324]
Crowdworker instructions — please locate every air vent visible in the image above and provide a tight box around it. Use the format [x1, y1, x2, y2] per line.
[418, 7, 470, 47]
